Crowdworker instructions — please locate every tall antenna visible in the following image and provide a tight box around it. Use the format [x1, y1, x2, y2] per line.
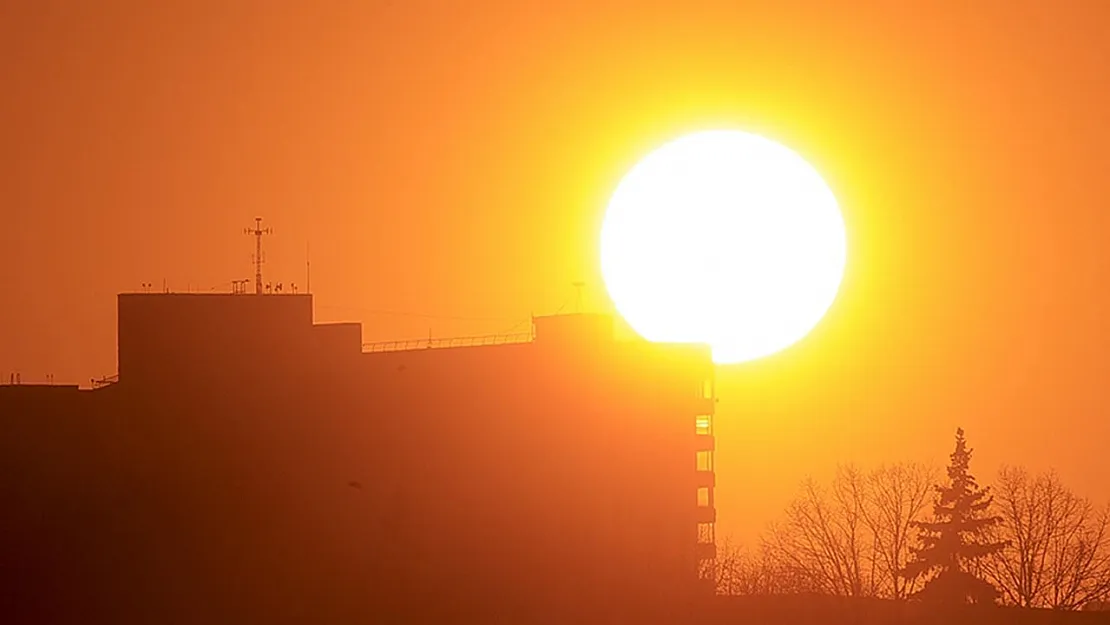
[572, 281, 586, 313]
[244, 217, 272, 295]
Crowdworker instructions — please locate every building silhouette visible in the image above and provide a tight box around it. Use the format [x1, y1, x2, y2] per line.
[0, 292, 717, 624]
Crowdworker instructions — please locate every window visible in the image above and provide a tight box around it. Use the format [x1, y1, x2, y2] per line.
[697, 522, 715, 544]
[696, 451, 713, 472]
[697, 487, 711, 507]
[702, 378, 714, 399]
[695, 415, 712, 435]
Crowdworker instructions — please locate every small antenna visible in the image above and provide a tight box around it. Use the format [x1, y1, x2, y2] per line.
[306, 240, 311, 294]
[572, 281, 586, 313]
[244, 217, 272, 295]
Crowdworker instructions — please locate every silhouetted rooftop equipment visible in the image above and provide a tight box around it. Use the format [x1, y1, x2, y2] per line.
[244, 217, 272, 295]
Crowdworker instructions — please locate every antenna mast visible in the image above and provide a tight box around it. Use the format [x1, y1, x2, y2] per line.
[244, 217, 272, 295]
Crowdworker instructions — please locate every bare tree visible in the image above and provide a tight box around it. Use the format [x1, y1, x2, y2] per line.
[712, 538, 821, 596]
[983, 466, 1110, 609]
[764, 477, 853, 596]
[1048, 503, 1110, 609]
[763, 467, 874, 597]
[762, 463, 936, 600]
[861, 463, 937, 599]
[754, 459, 1110, 606]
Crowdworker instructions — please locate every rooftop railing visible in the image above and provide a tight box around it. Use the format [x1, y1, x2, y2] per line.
[362, 332, 534, 354]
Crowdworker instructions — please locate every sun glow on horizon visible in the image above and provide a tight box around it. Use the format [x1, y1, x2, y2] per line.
[600, 130, 846, 364]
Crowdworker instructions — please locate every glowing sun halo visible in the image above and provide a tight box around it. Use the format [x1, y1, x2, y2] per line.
[600, 130, 846, 364]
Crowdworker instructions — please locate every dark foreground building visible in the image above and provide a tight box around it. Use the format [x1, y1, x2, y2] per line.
[0, 293, 717, 624]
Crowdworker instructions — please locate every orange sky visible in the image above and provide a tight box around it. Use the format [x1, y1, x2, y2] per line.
[2, 0, 1109, 543]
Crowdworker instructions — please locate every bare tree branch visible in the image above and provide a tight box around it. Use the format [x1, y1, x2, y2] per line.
[861, 463, 937, 599]
[711, 538, 821, 595]
[760, 463, 936, 600]
[748, 459, 1108, 607]
[984, 467, 1110, 609]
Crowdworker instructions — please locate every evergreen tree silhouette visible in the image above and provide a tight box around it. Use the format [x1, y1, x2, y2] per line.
[903, 428, 1007, 604]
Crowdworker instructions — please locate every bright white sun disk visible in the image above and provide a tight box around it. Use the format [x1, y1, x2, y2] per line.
[600, 130, 846, 364]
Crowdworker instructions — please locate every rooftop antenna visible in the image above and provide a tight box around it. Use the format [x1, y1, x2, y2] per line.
[306, 240, 311, 294]
[244, 217, 272, 295]
[572, 281, 586, 313]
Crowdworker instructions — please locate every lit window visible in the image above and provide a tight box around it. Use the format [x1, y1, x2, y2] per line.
[696, 451, 713, 472]
[695, 415, 712, 435]
[702, 379, 714, 399]
[697, 487, 711, 507]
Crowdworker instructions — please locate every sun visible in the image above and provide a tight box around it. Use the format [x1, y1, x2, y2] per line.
[600, 130, 846, 364]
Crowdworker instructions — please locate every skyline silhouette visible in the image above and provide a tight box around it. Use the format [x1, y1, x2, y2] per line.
[3, 289, 1107, 621]
[4, 1, 1110, 550]
[4, 1, 1110, 622]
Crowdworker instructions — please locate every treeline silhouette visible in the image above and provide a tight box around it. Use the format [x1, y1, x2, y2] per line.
[709, 428, 1110, 611]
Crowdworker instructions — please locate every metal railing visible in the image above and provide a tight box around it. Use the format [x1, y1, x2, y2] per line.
[362, 332, 534, 354]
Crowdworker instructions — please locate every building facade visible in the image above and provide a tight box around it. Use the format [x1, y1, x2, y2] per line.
[0, 293, 716, 624]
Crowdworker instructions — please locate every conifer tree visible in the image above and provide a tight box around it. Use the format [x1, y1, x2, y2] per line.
[903, 428, 1007, 604]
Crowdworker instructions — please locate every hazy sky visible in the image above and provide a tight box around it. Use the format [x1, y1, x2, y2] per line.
[3, 0, 1109, 542]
